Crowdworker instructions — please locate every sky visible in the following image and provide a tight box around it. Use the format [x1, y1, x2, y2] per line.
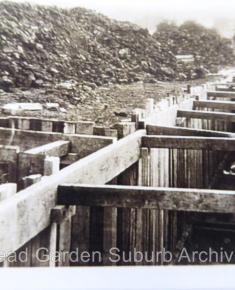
[2, 0, 235, 37]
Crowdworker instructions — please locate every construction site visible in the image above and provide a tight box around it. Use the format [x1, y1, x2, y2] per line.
[1, 2, 235, 276]
[1, 71, 235, 266]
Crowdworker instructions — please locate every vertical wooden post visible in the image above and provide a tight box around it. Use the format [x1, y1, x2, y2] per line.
[44, 157, 60, 176]
[103, 207, 117, 265]
[41, 120, 53, 132]
[49, 223, 57, 267]
[18, 119, 30, 130]
[64, 122, 76, 134]
[117, 162, 139, 265]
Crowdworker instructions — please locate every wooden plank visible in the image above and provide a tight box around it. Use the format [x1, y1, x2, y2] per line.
[146, 124, 233, 137]
[75, 121, 94, 135]
[113, 122, 136, 139]
[0, 127, 115, 158]
[207, 91, 235, 99]
[22, 174, 42, 189]
[138, 148, 149, 265]
[177, 110, 235, 122]
[57, 216, 72, 267]
[18, 119, 30, 130]
[21, 172, 42, 267]
[0, 130, 145, 261]
[41, 120, 53, 132]
[216, 86, 235, 92]
[49, 223, 57, 267]
[58, 184, 235, 213]
[0, 145, 19, 183]
[25, 141, 70, 157]
[117, 162, 139, 265]
[194, 100, 235, 111]
[63, 122, 76, 134]
[103, 207, 117, 265]
[44, 157, 60, 176]
[71, 206, 90, 266]
[142, 135, 235, 151]
[139, 148, 149, 186]
[93, 126, 118, 138]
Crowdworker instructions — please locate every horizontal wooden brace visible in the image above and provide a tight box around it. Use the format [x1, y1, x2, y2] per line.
[0, 127, 115, 158]
[193, 100, 235, 111]
[207, 91, 235, 99]
[57, 184, 235, 213]
[25, 140, 70, 157]
[146, 125, 233, 137]
[142, 135, 235, 151]
[177, 110, 235, 122]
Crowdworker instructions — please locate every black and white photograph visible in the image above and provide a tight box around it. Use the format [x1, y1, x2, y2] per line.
[0, 0, 235, 289]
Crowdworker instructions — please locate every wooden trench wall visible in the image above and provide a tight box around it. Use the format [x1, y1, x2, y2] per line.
[1, 83, 235, 266]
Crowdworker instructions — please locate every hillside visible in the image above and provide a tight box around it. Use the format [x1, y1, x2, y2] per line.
[154, 21, 235, 79]
[0, 2, 234, 125]
[0, 1, 178, 93]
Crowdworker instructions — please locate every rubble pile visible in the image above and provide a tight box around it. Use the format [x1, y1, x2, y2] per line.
[0, 2, 234, 121]
[154, 21, 235, 80]
[0, 1, 177, 94]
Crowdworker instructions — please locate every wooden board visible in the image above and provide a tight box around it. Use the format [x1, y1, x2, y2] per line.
[194, 100, 235, 111]
[142, 135, 235, 151]
[177, 110, 235, 122]
[207, 91, 235, 99]
[0, 127, 115, 158]
[58, 184, 235, 213]
[146, 125, 233, 137]
[25, 141, 70, 157]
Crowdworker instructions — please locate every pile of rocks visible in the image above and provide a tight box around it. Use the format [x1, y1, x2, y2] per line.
[0, 2, 234, 102]
[153, 21, 235, 80]
[0, 1, 177, 94]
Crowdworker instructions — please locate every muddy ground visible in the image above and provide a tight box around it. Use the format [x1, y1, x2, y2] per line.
[0, 76, 220, 127]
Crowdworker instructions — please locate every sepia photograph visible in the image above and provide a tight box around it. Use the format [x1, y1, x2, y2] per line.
[0, 0, 235, 288]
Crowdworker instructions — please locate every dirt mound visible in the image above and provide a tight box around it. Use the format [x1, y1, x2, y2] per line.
[0, 1, 178, 93]
[154, 21, 235, 80]
[0, 2, 234, 124]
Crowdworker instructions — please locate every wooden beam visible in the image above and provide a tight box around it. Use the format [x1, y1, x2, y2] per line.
[142, 135, 235, 151]
[25, 141, 70, 157]
[193, 100, 235, 111]
[177, 110, 235, 122]
[113, 122, 136, 139]
[44, 157, 60, 176]
[0, 130, 145, 261]
[146, 124, 233, 137]
[216, 87, 235, 92]
[75, 121, 94, 135]
[207, 91, 235, 99]
[0, 145, 19, 182]
[93, 126, 118, 138]
[0, 127, 115, 158]
[214, 83, 235, 87]
[57, 184, 235, 214]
